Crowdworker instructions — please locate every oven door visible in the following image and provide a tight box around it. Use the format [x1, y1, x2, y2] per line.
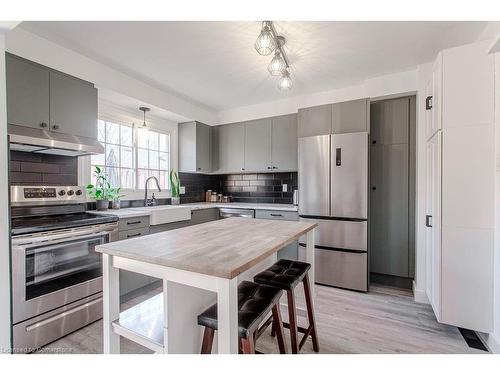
[12, 230, 110, 324]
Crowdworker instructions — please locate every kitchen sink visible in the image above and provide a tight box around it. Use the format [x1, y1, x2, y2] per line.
[129, 205, 191, 225]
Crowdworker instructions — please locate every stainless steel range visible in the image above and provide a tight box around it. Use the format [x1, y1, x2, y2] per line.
[10, 186, 118, 352]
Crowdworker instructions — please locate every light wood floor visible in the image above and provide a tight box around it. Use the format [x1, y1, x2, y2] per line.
[35, 283, 484, 354]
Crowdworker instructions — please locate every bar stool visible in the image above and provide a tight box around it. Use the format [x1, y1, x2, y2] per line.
[253, 259, 319, 354]
[197, 280, 287, 354]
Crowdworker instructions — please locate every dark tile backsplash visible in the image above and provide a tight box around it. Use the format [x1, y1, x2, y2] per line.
[178, 172, 297, 205]
[9, 151, 78, 186]
[179, 172, 221, 204]
[221, 172, 297, 204]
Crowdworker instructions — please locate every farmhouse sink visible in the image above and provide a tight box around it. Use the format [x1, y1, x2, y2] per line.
[130, 205, 191, 225]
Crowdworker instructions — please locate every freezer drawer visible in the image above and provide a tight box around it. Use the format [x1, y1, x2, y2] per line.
[314, 248, 368, 291]
[300, 217, 367, 251]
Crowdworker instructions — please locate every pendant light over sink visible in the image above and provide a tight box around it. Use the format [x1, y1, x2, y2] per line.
[139, 106, 150, 128]
[255, 21, 293, 91]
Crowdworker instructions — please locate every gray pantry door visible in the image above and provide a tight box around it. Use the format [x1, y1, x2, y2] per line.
[370, 97, 415, 279]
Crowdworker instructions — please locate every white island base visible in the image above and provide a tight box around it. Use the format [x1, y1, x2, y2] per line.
[98, 218, 317, 354]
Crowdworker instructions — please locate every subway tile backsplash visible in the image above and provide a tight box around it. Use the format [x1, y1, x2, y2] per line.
[221, 172, 297, 204]
[9, 151, 78, 186]
[179, 172, 297, 205]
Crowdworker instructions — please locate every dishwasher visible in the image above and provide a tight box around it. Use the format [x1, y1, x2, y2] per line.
[219, 208, 255, 218]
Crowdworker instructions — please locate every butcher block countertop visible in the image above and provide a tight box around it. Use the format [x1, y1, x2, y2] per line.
[96, 217, 317, 279]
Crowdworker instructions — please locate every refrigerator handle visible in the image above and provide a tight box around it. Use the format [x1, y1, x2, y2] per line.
[335, 148, 341, 166]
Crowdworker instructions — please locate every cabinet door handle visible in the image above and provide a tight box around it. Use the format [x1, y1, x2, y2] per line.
[52, 124, 60, 130]
[270, 213, 283, 217]
[127, 233, 142, 238]
[126, 220, 141, 225]
[425, 215, 433, 228]
[267, 166, 271, 169]
[272, 166, 277, 169]
[39, 122, 48, 128]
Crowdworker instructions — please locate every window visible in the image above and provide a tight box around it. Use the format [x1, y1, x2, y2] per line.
[91, 120, 170, 190]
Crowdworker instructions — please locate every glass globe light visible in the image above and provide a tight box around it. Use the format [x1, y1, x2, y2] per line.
[278, 71, 293, 91]
[268, 51, 286, 76]
[254, 24, 276, 56]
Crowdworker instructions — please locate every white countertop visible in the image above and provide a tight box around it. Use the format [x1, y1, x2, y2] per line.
[88, 202, 298, 219]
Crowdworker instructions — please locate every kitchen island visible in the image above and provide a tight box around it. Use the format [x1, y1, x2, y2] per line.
[96, 217, 317, 354]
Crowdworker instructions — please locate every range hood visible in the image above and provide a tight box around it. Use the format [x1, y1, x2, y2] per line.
[8, 124, 104, 157]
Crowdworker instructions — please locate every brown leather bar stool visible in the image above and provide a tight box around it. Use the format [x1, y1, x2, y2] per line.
[253, 259, 319, 354]
[197, 280, 287, 354]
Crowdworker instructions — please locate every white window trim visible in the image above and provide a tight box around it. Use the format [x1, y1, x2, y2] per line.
[80, 115, 175, 201]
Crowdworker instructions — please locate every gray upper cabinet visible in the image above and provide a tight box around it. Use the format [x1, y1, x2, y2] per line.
[6, 54, 98, 140]
[370, 97, 409, 145]
[6, 54, 50, 130]
[215, 123, 245, 173]
[297, 104, 332, 137]
[179, 121, 212, 173]
[49, 71, 98, 139]
[244, 118, 272, 171]
[331, 98, 369, 134]
[271, 114, 298, 171]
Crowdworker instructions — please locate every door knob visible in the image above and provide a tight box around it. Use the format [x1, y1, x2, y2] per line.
[372, 186, 376, 190]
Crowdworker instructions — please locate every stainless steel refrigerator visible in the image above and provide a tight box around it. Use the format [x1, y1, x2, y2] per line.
[298, 132, 368, 292]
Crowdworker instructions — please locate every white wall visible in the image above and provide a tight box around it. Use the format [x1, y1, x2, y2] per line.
[481, 53, 500, 353]
[217, 69, 417, 124]
[0, 33, 11, 352]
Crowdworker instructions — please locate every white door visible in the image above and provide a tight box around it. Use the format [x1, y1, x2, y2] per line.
[425, 130, 442, 320]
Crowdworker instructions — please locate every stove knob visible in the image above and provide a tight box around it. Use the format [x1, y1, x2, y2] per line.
[75, 189, 83, 196]
[58, 190, 66, 196]
[67, 190, 74, 196]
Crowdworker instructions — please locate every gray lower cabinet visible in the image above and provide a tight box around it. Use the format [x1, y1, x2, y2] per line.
[118, 216, 153, 297]
[244, 118, 272, 171]
[6, 54, 50, 129]
[215, 123, 245, 173]
[6, 53, 98, 140]
[298, 104, 332, 137]
[271, 114, 298, 171]
[49, 71, 98, 139]
[178, 121, 212, 173]
[255, 209, 299, 260]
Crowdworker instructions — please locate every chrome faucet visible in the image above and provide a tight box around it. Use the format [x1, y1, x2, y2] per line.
[144, 176, 161, 206]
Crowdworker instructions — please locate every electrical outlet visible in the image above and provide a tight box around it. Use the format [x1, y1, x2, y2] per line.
[179, 186, 186, 195]
[282, 184, 288, 192]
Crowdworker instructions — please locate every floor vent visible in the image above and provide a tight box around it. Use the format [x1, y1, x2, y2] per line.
[458, 328, 488, 352]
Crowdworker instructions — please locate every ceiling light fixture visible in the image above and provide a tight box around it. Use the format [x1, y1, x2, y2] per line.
[255, 21, 293, 91]
[139, 106, 150, 128]
[268, 50, 287, 76]
[278, 70, 293, 91]
[254, 21, 276, 56]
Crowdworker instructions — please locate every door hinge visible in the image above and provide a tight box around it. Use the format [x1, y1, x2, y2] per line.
[425, 96, 433, 110]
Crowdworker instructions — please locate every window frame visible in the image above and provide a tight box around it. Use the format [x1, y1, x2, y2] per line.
[91, 118, 171, 192]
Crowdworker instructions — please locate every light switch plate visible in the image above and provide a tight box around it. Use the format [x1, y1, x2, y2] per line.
[179, 186, 186, 195]
[282, 184, 288, 192]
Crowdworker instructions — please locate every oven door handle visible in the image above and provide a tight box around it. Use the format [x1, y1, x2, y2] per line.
[19, 231, 111, 251]
[25, 297, 103, 332]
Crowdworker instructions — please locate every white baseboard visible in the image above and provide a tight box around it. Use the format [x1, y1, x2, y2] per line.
[478, 332, 500, 354]
[413, 280, 430, 304]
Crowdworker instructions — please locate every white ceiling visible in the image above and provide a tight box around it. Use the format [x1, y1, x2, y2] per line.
[20, 21, 487, 112]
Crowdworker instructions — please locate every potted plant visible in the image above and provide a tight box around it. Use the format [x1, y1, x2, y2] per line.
[86, 166, 113, 211]
[109, 187, 124, 209]
[170, 170, 180, 205]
